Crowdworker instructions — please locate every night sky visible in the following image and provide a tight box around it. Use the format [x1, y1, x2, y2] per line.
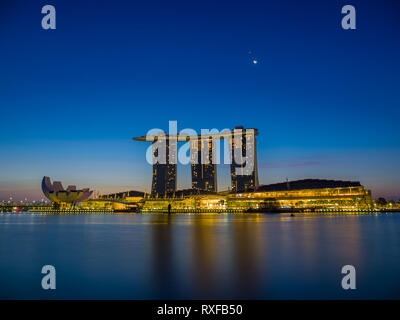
[1, 0, 399, 200]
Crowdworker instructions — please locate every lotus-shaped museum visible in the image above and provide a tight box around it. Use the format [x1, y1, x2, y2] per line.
[42, 176, 93, 203]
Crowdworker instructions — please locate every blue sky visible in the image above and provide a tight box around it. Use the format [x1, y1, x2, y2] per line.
[0, 0, 399, 200]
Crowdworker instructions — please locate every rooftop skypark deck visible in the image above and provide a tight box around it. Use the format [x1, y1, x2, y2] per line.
[133, 126, 260, 195]
[132, 128, 259, 142]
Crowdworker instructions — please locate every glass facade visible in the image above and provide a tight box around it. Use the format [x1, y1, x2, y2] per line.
[151, 136, 177, 195]
[190, 137, 217, 192]
[230, 127, 259, 192]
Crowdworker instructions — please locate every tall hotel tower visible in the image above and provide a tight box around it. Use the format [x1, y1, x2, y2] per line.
[190, 137, 217, 192]
[230, 126, 259, 192]
[150, 136, 177, 195]
[133, 126, 259, 196]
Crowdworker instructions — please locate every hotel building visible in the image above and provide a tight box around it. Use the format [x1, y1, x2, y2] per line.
[150, 136, 177, 195]
[230, 126, 259, 192]
[191, 137, 217, 192]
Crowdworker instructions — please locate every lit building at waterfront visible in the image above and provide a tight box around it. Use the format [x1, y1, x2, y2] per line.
[226, 179, 372, 211]
[43, 126, 375, 213]
[150, 135, 177, 195]
[41, 176, 93, 204]
[191, 137, 217, 192]
[230, 126, 259, 192]
[133, 126, 259, 195]
[40, 176, 373, 213]
[136, 179, 373, 213]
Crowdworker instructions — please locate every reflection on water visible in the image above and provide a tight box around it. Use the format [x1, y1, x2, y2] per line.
[0, 212, 400, 299]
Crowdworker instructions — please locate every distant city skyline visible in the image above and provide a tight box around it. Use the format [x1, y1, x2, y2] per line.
[1, 0, 399, 201]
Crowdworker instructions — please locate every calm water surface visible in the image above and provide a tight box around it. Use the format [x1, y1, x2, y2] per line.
[0, 212, 399, 299]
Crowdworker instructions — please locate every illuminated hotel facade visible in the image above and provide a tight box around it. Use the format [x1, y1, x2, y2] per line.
[138, 179, 373, 212]
[225, 179, 373, 211]
[230, 126, 259, 192]
[191, 137, 217, 192]
[129, 127, 374, 213]
[150, 135, 177, 195]
[94, 178, 373, 213]
[133, 126, 258, 196]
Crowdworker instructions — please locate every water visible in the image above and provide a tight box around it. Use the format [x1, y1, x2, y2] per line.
[0, 212, 399, 299]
